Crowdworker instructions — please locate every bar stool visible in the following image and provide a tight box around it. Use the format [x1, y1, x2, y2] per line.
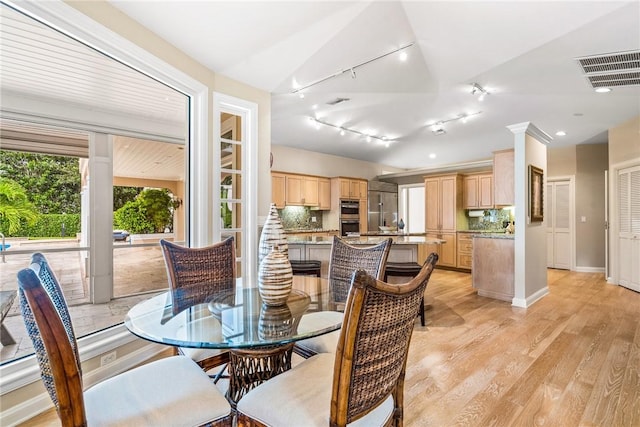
[290, 260, 321, 277]
[290, 260, 322, 311]
[384, 262, 426, 326]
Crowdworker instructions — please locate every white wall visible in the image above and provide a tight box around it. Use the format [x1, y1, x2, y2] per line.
[271, 145, 404, 180]
[510, 122, 551, 308]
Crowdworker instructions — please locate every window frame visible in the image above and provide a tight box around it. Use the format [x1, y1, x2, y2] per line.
[0, 0, 217, 403]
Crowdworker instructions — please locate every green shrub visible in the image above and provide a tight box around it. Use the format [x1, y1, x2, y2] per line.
[23, 214, 81, 238]
[114, 200, 155, 234]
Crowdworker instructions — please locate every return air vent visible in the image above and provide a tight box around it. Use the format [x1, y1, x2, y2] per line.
[576, 50, 640, 88]
[587, 72, 640, 88]
[326, 97, 350, 106]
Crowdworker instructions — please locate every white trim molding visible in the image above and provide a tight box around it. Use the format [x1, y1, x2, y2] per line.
[0, 0, 210, 416]
[212, 92, 259, 283]
[1, 339, 166, 427]
[608, 157, 640, 286]
[574, 266, 606, 273]
[512, 286, 549, 308]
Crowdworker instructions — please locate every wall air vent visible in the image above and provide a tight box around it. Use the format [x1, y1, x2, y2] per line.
[576, 50, 640, 88]
[326, 97, 350, 106]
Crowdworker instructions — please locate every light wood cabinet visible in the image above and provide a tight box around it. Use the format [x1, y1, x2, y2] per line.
[493, 149, 514, 206]
[464, 173, 493, 209]
[359, 200, 368, 234]
[302, 176, 318, 206]
[271, 172, 286, 208]
[425, 232, 457, 267]
[271, 173, 321, 207]
[337, 178, 367, 200]
[318, 178, 331, 210]
[272, 172, 325, 208]
[425, 174, 463, 233]
[357, 180, 368, 201]
[425, 174, 464, 268]
[456, 232, 476, 270]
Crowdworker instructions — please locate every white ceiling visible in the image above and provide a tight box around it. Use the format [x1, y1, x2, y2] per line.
[1, 1, 639, 174]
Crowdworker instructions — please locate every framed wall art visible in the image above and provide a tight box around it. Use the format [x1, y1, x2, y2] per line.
[529, 165, 544, 222]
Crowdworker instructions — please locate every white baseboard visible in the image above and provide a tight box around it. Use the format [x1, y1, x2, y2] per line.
[0, 342, 166, 426]
[574, 266, 605, 273]
[512, 286, 549, 308]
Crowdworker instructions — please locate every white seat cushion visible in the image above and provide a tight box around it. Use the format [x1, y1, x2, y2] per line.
[237, 353, 393, 427]
[295, 311, 343, 354]
[84, 355, 230, 426]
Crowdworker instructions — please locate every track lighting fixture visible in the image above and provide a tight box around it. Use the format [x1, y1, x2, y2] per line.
[308, 117, 392, 146]
[427, 111, 482, 135]
[471, 83, 489, 101]
[292, 42, 414, 96]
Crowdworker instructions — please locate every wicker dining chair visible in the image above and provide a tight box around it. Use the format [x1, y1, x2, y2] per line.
[294, 235, 392, 358]
[237, 252, 439, 427]
[160, 237, 236, 374]
[18, 253, 231, 427]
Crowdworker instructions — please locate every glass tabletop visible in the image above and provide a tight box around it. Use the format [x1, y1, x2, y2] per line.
[124, 276, 342, 349]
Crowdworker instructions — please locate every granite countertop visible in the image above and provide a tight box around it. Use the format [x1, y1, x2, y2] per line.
[360, 232, 427, 237]
[457, 229, 507, 234]
[283, 229, 339, 234]
[287, 235, 446, 245]
[473, 233, 515, 239]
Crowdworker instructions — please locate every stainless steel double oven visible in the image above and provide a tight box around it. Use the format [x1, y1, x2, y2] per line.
[339, 199, 360, 236]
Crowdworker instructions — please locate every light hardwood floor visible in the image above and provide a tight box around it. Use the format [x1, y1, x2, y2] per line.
[20, 269, 640, 427]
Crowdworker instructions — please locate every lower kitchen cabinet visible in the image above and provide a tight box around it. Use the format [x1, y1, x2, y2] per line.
[456, 233, 475, 270]
[426, 232, 456, 267]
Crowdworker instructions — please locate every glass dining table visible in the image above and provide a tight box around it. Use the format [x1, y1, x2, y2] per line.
[124, 275, 341, 406]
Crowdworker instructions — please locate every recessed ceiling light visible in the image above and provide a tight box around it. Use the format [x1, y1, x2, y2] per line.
[312, 104, 318, 110]
[429, 153, 436, 159]
[555, 131, 566, 136]
[595, 87, 612, 93]
[399, 51, 408, 62]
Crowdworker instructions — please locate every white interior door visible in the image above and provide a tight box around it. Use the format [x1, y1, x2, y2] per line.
[618, 165, 640, 292]
[546, 179, 572, 270]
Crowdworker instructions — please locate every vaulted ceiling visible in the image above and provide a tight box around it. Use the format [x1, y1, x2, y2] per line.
[1, 1, 639, 174]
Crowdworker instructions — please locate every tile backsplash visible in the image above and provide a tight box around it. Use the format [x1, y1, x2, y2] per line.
[278, 206, 324, 230]
[467, 209, 513, 231]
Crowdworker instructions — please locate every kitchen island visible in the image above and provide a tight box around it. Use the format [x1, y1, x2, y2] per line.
[472, 233, 515, 301]
[287, 235, 444, 278]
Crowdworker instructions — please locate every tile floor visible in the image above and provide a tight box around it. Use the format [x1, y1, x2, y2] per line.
[0, 238, 168, 363]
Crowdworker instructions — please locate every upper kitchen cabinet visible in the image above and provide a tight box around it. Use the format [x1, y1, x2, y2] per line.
[286, 174, 318, 206]
[464, 173, 493, 209]
[318, 178, 331, 210]
[493, 149, 514, 206]
[337, 177, 367, 200]
[271, 172, 286, 208]
[425, 174, 464, 232]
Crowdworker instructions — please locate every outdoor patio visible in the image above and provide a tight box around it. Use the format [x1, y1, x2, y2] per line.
[0, 238, 169, 363]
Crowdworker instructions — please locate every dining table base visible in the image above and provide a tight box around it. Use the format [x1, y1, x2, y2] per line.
[226, 343, 294, 407]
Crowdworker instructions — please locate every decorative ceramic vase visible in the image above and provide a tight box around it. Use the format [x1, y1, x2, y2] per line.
[258, 245, 293, 306]
[398, 218, 405, 231]
[258, 203, 288, 266]
[258, 303, 293, 339]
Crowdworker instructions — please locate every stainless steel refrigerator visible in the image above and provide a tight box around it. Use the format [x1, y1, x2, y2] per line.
[367, 181, 398, 231]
